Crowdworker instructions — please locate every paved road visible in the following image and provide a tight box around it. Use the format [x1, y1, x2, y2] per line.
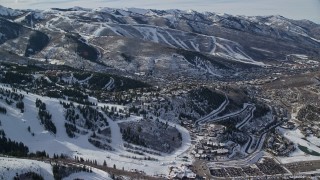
[198, 103, 254, 125]
[195, 96, 229, 126]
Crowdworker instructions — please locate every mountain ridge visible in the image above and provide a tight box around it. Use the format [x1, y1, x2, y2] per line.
[0, 5, 319, 80]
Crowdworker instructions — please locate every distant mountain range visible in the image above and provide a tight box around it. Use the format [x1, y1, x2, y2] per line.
[2, 0, 320, 23]
[0, 5, 319, 79]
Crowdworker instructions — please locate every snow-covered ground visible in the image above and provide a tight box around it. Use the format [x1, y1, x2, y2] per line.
[278, 128, 319, 153]
[0, 83, 192, 177]
[0, 157, 54, 180]
[0, 156, 111, 180]
[63, 168, 112, 180]
[277, 127, 320, 163]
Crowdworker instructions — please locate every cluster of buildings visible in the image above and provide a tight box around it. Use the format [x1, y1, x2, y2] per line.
[169, 165, 196, 179]
[191, 125, 230, 160]
[265, 130, 295, 156]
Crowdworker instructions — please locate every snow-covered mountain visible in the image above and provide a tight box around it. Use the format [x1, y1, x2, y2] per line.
[1, 5, 320, 179]
[0, 5, 319, 78]
[0, 6, 23, 17]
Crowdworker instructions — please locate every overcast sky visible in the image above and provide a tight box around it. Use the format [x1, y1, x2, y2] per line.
[1, 0, 320, 23]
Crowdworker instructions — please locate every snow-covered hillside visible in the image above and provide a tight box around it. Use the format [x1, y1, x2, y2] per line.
[0, 157, 53, 180]
[63, 169, 112, 180]
[0, 6, 319, 79]
[0, 83, 192, 177]
[0, 156, 113, 180]
[0, 5, 23, 16]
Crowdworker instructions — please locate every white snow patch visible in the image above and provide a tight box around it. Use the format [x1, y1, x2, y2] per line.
[0, 157, 53, 180]
[63, 167, 112, 180]
[250, 47, 273, 54]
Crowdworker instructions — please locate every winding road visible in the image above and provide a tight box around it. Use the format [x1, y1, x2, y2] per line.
[198, 103, 254, 126]
[195, 94, 229, 126]
[236, 106, 255, 129]
[103, 77, 115, 91]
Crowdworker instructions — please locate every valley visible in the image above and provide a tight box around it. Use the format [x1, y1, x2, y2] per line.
[0, 4, 319, 179]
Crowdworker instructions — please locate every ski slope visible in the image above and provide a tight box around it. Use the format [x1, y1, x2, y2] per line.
[63, 168, 112, 180]
[0, 157, 54, 180]
[0, 83, 192, 177]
